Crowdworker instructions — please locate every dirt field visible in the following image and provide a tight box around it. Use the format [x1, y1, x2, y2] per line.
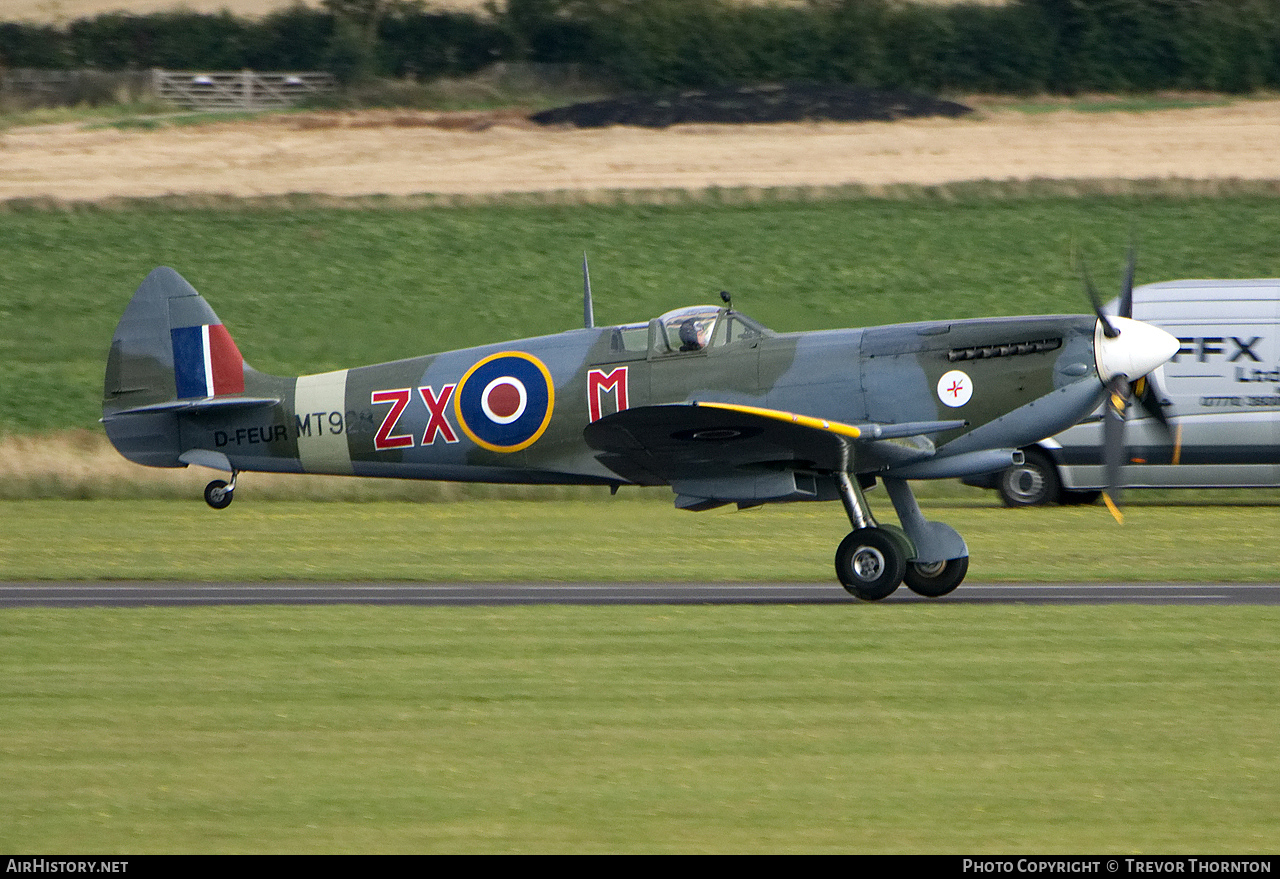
[2, 98, 1280, 202]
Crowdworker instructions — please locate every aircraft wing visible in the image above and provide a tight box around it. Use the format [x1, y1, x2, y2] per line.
[583, 402, 965, 488]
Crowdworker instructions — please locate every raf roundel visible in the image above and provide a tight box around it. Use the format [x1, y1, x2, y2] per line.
[937, 369, 973, 408]
[454, 352, 555, 452]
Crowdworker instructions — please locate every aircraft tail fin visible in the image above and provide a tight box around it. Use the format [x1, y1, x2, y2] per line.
[102, 267, 267, 467]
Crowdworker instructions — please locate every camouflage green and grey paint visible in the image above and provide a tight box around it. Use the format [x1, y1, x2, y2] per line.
[104, 267, 1106, 496]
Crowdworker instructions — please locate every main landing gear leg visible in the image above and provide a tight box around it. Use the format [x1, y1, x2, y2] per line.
[882, 477, 969, 598]
[204, 469, 238, 510]
[834, 472, 907, 601]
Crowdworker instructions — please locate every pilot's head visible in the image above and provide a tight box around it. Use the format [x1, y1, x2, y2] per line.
[679, 318, 704, 351]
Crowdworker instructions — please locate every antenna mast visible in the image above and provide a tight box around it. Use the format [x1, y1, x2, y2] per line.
[582, 253, 595, 329]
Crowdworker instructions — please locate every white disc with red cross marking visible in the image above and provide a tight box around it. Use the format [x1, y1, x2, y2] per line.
[937, 370, 973, 407]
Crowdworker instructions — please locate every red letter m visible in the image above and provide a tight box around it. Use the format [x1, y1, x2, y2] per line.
[587, 367, 629, 422]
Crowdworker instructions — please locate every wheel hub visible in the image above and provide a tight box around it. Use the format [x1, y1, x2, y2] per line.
[913, 560, 946, 578]
[851, 546, 885, 581]
[1006, 465, 1045, 502]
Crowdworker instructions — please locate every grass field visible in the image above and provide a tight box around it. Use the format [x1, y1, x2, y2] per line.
[4, 189, 1280, 434]
[2, 603, 1277, 853]
[1, 498, 1277, 582]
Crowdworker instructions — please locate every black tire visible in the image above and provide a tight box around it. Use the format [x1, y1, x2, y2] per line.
[204, 479, 233, 510]
[1061, 489, 1102, 506]
[835, 528, 906, 601]
[903, 556, 969, 598]
[997, 449, 1060, 507]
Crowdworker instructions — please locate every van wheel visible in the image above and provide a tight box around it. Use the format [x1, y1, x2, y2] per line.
[997, 450, 1060, 506]
[1062, 489, 1101, 506]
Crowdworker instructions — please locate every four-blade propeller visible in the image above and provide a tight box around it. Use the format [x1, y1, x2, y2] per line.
[1079, 245, 1181, 522]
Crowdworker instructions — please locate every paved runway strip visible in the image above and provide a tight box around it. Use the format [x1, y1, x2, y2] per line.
[2, 582, 1277, 607]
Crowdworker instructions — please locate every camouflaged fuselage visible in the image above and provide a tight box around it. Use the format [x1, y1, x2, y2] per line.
[104, 268, 1104, 488]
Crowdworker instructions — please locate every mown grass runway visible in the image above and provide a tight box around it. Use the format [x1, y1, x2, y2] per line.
[0, 497, 1277, 582]
[2, 599, 1278, 853]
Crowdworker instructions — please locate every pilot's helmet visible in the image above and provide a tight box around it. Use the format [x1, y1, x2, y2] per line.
[679, 318, 704, 351]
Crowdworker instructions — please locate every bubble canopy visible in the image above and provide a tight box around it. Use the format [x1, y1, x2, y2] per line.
[653, 306, 768, 354]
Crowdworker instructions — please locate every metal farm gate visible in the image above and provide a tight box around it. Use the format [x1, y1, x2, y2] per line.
[152, 70, 336, 110]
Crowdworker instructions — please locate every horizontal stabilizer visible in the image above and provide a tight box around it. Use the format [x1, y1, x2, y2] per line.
[102, 395, 280, 421]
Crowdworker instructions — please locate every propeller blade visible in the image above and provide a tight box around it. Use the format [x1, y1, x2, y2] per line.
[1129, 365, 1186, 469]
[1079, 252, 1119, 338]
[1119, 241, 1136, 320]
[1102, 375, 1130, 523]
[1132, 372, 1172, 437]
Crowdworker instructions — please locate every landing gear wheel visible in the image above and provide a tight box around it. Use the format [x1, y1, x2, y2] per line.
[204, 479, 234, 509]
[997, 449, 1060, 506]
[903, 556, 969, 598]
[835, 528, 906, 601]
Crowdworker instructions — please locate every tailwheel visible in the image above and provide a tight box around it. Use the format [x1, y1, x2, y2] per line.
[903, 556, 969, 598]
[204, 478, 234, 510]
[835, 528, 906, 601]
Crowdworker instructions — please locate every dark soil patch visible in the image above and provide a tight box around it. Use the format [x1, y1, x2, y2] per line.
[530, 82, 973, 128]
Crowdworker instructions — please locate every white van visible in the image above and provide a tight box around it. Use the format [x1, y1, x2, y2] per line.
[966, 280, 1280, 505]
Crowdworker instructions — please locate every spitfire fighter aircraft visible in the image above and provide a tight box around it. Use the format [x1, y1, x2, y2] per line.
[103, 262, 1179, 600]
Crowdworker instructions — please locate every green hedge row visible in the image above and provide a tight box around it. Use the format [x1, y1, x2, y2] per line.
[0, 7, 508, 82]
[563, 0, 1280, 93]
[2, 0, 1278, 93]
